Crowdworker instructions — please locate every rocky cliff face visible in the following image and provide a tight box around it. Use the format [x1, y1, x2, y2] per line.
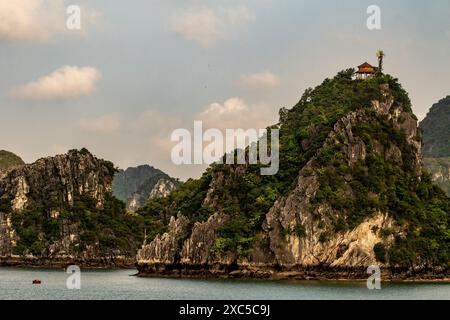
[137, 71, 449, 280]
[0, 149, 112, 211]
[261, 98, 422, 270]
[0, 149, 140, 267]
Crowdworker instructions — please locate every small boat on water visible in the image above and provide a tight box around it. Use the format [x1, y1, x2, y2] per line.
[32, 279, 42, 285]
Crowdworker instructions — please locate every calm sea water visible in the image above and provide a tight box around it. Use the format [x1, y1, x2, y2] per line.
[0, 267, 448, 300]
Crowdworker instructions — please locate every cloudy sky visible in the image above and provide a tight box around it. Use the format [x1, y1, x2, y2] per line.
[1, 0, 450, 180]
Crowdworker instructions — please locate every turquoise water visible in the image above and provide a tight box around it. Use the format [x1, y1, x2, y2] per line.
[0, 267, 449, 300]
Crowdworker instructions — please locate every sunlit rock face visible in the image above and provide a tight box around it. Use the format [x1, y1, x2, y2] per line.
[0, 149, 113, 212]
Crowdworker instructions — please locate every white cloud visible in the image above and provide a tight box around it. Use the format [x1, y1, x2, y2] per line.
[131, 98, 276, 153]
[238, 71, 280, 89]
[65, 97, 277, 180]
[79, 113, 121, 134]
[199, 97, 277, 131]
[171, 5, 255, 47]
[10, 66, 101, 101]
[122, 98, 276, 179]
[0, 0, 99, 42]
[198, 98, 277, 164]
[203, 97, 248, 115]
[172, 7, 220, 47]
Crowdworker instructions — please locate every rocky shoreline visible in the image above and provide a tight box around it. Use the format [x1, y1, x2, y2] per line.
[0, 256, 135, 269]
[1, 258, 448, 283]
[136, 264, 450, 282]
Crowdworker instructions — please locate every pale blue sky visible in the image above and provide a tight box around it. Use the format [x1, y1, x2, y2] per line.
[1, 0, 449, 179]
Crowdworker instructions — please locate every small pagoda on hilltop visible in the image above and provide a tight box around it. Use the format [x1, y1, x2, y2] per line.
[355, 50, 385, 80]
[355, 62, 376, 79]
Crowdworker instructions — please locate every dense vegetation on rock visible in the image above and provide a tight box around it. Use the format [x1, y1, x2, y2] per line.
[0, 150, 24, 171]
[6, 194, 141, 257]
[138, 70, 449, 271]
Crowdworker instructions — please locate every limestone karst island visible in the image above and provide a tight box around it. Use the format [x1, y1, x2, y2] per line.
[0, 1, 449, 303]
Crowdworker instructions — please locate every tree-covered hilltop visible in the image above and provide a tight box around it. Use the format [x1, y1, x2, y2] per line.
[0, 150, 25, 171]
[420, 96, 450, 158]
[140, 70, 413, 239]
[138, 70, 449, 273]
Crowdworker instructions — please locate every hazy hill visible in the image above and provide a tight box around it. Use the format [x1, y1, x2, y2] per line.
[420, 96, 450, 157]
[420, 96, 450, 196]
[112, 165, 180, 211]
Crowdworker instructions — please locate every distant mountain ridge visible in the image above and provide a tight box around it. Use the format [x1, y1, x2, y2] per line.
[113, 165, 180, 211]
[420, 96, 450, 157]
[420, 96, 450, 196]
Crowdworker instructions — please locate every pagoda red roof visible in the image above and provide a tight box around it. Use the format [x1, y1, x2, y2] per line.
[356, 62, 376, 74]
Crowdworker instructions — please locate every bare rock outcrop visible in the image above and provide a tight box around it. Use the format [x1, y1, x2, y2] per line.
[137, 215, 190, 265]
